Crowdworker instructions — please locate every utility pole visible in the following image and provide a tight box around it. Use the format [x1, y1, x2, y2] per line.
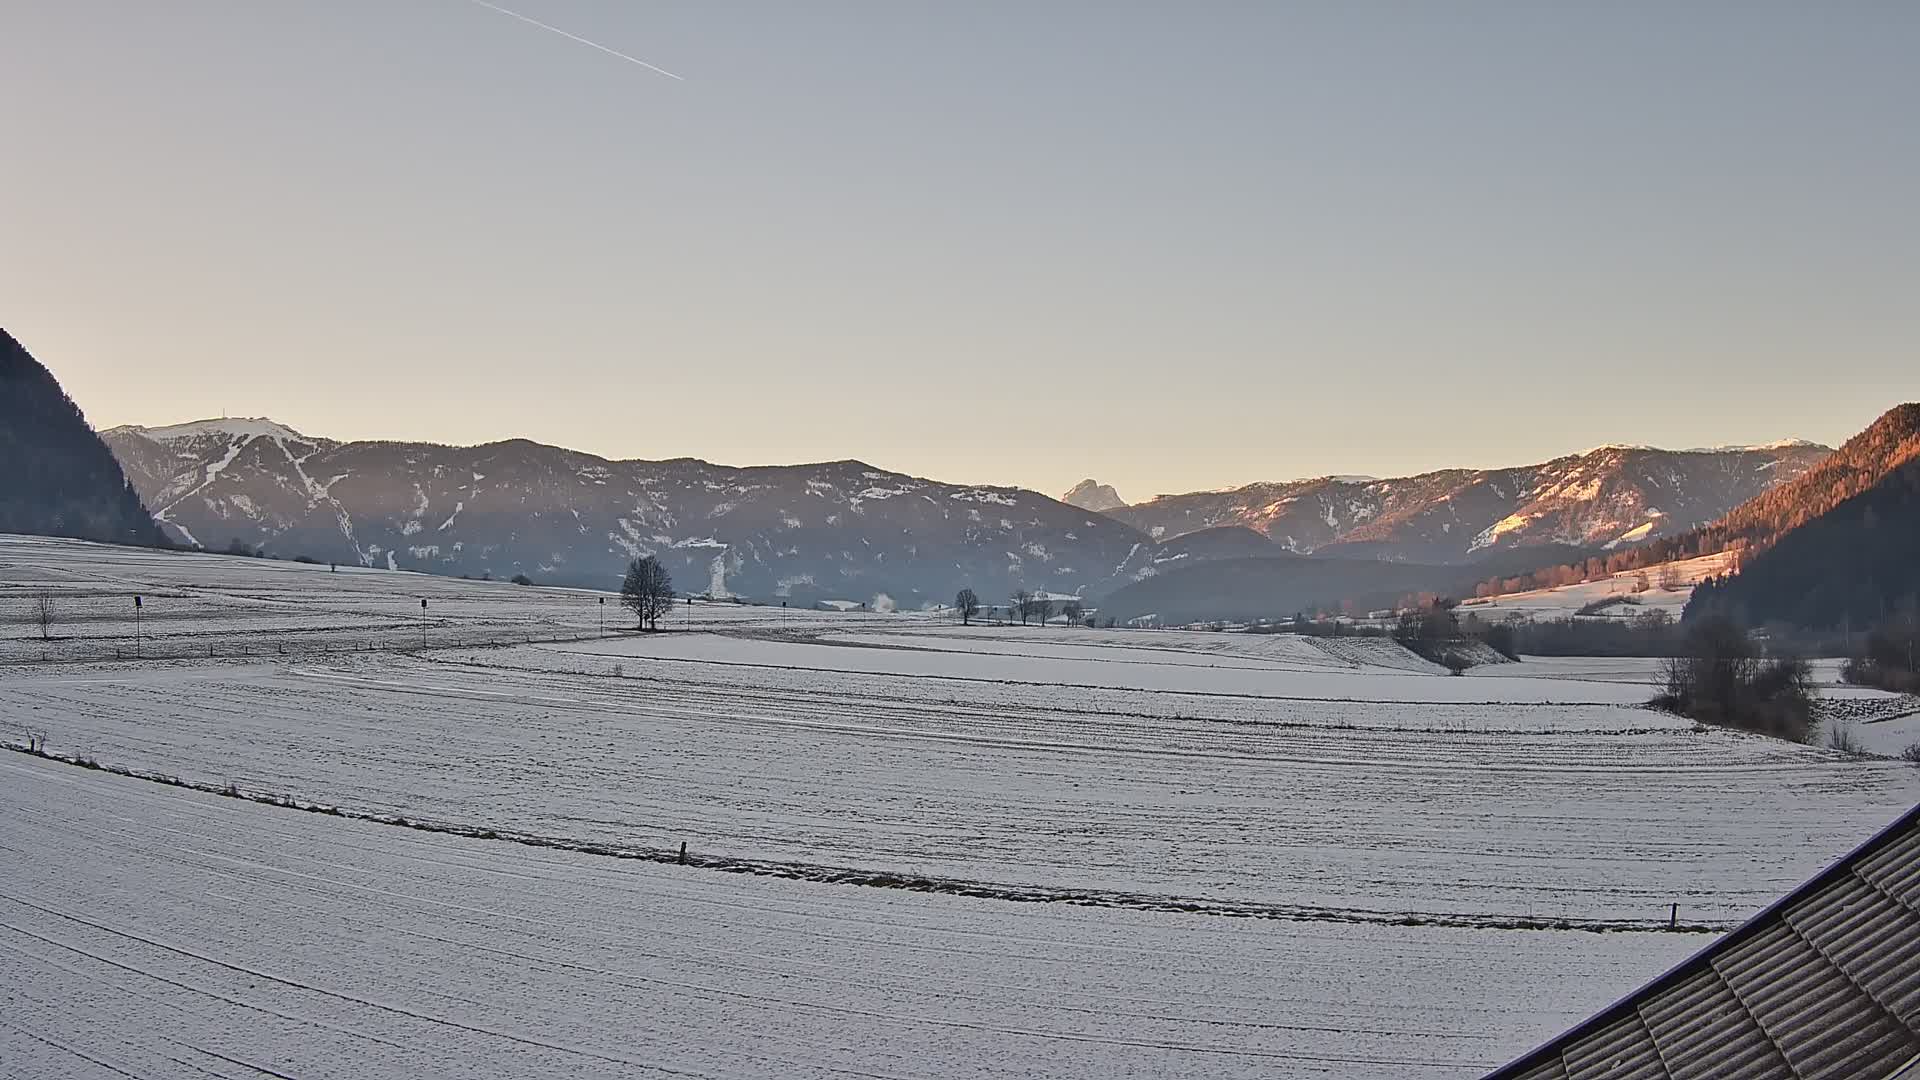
[133, 595, 142, 658]
[598, 596, 605, 636]
[420, 598, 428, 650]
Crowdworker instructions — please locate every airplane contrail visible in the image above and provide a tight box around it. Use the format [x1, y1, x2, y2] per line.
[462, 0, 684, 81]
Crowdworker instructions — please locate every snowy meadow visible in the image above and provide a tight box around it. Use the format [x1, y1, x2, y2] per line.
[4, 535, 1917, 1078]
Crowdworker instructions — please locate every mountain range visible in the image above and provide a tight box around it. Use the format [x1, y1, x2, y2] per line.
[104, 413, 1835, 608]
[102, 419, 1153, 605]
[1070, 441, 1830, 564]
[5, 327, 1906, 629]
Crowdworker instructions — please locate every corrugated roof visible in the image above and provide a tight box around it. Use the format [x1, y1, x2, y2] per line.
[1487, 803, 1920, 1080]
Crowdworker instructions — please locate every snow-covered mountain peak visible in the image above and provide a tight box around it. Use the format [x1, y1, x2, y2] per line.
[1680, 438, 1823, 454]
[1062, 479, 1126, 513]
[116, 417, 313, 444]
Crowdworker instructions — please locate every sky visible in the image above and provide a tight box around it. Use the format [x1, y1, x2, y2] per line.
[3, 2, 1916, 500]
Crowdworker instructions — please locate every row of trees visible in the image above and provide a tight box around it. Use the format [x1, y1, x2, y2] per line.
[1472, 553, 1691, 601]
[954, 588, 1085, 627]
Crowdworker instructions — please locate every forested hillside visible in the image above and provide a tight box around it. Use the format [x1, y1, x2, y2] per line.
[1698, 403, 1920, 553]
[1688, 457, 1920, 630]
[0, 330, 165, 546]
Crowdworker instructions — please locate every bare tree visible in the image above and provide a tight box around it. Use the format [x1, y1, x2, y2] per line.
[1032, 596, 1055, 626]
[1011, 589, 1033, 626]
[621, 556, 676, 631]
[955, 588, 980, 626]
[1062, 600, 1084, 626]
[33, 595, 54, 641]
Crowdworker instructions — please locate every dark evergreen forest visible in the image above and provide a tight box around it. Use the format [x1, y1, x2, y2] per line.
[1689, 457, 1920, 632]
[1, 330, 166, 546]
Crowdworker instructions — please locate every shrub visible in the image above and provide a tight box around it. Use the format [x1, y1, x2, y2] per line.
[1842, 617, 1920, 693]
[1900, 742, 1920, 765]
[1842, 623, 1920, 694]
[511, 574, 534, 586]
[1440, 652, 1471, 676]
[1826, 721, 1865, 755]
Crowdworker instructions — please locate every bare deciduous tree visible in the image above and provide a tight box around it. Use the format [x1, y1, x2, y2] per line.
[1032, 596, 1054, 626]
[1011, 589, 1033, 626]
[34, 595, 54, 641]
[955, 588, 980, 626]
[621, 556, 676, 631]
[1062, 600, 1084, 626]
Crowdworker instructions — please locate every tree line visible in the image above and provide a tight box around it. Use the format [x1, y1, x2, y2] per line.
[954, 587, 1085, 627]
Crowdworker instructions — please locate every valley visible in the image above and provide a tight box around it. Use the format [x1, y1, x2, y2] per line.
[5, 535, 1918, 1078]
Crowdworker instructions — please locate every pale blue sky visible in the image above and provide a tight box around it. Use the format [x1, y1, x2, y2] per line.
[4, 2, 1915, 499]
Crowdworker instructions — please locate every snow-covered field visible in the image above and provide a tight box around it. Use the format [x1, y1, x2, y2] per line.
[4, 536, 1918, 1078]
[0, 754, 1698, 1079]
[0, 534, 907, 661]
[556, 630, 1653, 704]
